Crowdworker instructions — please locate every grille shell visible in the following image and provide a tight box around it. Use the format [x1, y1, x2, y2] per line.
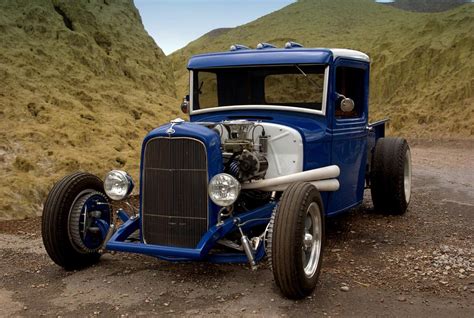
[141, 137, 208, 248]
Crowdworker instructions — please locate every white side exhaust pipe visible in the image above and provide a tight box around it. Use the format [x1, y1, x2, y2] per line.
[241, 165, 340, 192]
[258, 179, 340, 192]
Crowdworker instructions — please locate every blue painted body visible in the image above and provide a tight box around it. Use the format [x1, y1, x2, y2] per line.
[82, 193, 111, 250]
[105, 47, 385, 263]
[188, 48, 333, 68]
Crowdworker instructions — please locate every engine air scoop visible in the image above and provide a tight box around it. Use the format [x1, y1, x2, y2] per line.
[221, 120, 255, 140]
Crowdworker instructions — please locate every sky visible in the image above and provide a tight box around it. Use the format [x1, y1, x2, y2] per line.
[134, 0, 296, 55]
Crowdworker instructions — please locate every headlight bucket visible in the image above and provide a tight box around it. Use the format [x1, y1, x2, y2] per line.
[208, 173, 241, 207]
[104, 170, 134, 201]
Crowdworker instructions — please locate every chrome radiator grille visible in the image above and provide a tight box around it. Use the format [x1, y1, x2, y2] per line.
[141, 137, 208, 248]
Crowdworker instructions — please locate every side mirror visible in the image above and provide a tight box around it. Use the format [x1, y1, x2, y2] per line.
[180, 95, 190, 114]
[340, 97, 355, 112]
[336, 93, 355, 113]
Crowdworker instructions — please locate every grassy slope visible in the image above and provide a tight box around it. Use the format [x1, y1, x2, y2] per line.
[0, 0, 179, 218]
[390, 0, 467, 12]
[171, 0, 474, 138]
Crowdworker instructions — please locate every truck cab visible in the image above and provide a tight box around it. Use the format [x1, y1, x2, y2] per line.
[186, 45, 371, 215]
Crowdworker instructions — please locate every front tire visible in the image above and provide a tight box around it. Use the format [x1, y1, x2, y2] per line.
[270, 182, 325, 299]
[371, 137, 412, 215]
[41, 172, 111, 270]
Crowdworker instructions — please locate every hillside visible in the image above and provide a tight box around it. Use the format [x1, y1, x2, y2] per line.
[171, 0, 474, 138]
[389, 0, 468, 12]
[0, 0, 179, 219]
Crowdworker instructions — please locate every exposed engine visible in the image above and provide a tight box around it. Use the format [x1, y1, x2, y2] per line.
[221, 121, 270, 182]
[201, 120, 270, 182]
[197, 120, 272, 212]
[229, 150, 268, 181]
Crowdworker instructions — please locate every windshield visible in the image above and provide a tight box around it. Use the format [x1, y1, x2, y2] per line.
[192, 65, 326, 111]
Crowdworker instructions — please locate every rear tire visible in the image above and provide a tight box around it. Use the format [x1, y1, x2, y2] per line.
[41, 172, 111, 270]
[270, 182, 325, 299]
[371, 137, 411, 215]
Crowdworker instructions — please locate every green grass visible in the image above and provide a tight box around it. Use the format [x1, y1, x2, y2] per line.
[0, 0, 178, 218]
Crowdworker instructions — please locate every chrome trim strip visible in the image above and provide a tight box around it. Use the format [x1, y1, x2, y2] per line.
[191, 105, 325, 116]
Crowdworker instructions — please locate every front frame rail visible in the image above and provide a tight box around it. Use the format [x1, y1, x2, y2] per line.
[105, 202, 276, 263]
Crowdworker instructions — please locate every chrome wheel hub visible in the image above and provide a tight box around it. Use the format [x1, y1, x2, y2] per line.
[302, 202, 322, 278]
[404, 149, 412, 203]
[303, 233, 314, 250]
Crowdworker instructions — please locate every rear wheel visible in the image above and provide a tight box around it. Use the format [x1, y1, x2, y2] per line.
[270, 182, 325, 299]
[41, 172, 111, 270]
[371, 137, 412, 215]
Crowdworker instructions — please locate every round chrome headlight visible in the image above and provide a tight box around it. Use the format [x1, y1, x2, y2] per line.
[208, 173, 241, 207]
[104, 170, 134, 201]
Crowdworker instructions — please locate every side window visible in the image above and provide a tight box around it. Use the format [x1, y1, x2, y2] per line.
[335, 66, 366, 118]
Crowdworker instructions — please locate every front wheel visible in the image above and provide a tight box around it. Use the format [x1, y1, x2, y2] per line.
[41, 172, 111, 270]
[269, 182, 325, 299]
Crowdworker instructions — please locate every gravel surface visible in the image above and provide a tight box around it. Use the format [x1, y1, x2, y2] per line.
[0, 140, 473, 317]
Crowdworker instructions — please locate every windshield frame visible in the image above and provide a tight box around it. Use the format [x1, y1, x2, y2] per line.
[189, 64, 329, 117]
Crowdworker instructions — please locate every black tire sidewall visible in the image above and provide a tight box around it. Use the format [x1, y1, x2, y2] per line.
[272, 182, 325, 299]
[371, 137, 410, 215]
[42, 172, 106, 270]
[295, 188, 324, 291]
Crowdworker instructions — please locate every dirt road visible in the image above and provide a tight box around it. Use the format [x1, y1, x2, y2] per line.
[1, 141, 473, 317]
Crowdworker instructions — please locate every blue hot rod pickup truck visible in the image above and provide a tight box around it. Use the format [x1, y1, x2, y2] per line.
[42, 42, 411, 299]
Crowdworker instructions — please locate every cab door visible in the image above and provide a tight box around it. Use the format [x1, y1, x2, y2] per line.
[328, 59, 369, 215]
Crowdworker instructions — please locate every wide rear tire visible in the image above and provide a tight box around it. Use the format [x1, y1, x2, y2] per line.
[41, 172, 111, 270]
[371, 137, 412, 215]
[270, 182, 325, 299]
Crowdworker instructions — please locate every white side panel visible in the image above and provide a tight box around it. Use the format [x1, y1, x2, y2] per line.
[219, 123, 303, 179]
[262, 123, 303, 178]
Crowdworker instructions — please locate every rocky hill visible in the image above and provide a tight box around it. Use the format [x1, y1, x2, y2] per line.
[0, 0, 178, 219]
[171, 0, 474, 139]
